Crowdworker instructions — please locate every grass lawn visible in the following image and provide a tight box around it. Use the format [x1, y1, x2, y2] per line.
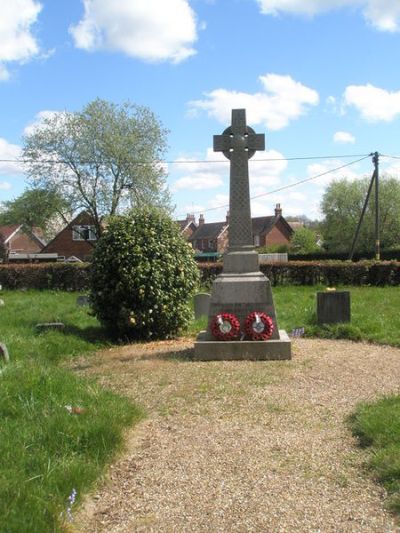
[273, 285, 400, 347]
[1, 286, 400, 530]
[350, 396, 400, 513]
[0, 290, 144, 533]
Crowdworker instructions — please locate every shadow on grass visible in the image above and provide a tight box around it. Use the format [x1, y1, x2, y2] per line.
[63, 323, 111, 344]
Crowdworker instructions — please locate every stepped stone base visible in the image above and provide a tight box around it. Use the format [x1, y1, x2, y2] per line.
[194, 330, 291, 361]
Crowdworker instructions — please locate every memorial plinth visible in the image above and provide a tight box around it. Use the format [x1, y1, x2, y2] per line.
[194, 109, 291, 361]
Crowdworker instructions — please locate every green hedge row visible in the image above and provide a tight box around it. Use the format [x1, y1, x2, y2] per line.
[199, 261, 400, 287]
[0, 263, 90, 290]
[1, 260, 400, 290]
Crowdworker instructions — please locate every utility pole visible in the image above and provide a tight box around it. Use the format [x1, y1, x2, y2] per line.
[373, 151, 380, 261]
[349, 152, 380, 261]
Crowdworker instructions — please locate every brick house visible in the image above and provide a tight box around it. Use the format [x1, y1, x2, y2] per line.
[176, 213, 197, 238]
[40, 211, 97, 261]
[0, 224, 45, 256]
[189, 214, 229, 254]
[252, 204, 293, 248]
[189, 205, 293, 254]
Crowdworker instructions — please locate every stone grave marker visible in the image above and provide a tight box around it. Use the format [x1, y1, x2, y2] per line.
[76, 295, 89, 307]
[36, 322, 65, 332]
[317, 290, 350, 324]
[194, 109, 291, 360]
[0, 342, 9, 363]
[194, 293, 210, 319]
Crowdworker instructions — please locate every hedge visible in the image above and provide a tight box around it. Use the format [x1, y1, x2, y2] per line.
[0, 263, 90, 291]
[199, 261, 400, 287]
[289, 249, 400, 262]
[1, 260, 400, 290]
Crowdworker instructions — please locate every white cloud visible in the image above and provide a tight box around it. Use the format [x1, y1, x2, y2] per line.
[188, 74, 319, 130]
[307, 159, 365, 186]
[0, 182, 12, 191]
[0, 0, 42, 80]
[171, 148, 227, 191]
[256, 0, 400, 32]
[23, 110, 65, 136]
[334, 131, 355, 143]
[172, 172, 223, 191]
[0, 138, 24, 175]
[344, 84, 400, 122]
[70, 0, 198, 63]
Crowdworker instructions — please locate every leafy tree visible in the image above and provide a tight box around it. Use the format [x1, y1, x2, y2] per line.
[290, 227, 320, 254]
[23, 99, 170, 237]
[89, 207, 200, 341]
[0, 188, 71, 240]
[321, 176, 400, 253]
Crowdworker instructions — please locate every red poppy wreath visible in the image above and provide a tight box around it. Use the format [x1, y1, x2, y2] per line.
[211, 313, 240, 341]
[244, 312, 274, 341]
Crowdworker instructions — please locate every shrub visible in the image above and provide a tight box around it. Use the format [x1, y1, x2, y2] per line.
[89, 208, 200, 340]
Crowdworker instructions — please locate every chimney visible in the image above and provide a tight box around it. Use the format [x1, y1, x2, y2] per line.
[186, 213, 195, 223]
[198, 214, 205, 226]
[226, 210, 230, 224]
[275, 203, 282, 217]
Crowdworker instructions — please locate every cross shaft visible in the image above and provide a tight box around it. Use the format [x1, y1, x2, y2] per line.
[213, 109, 265, 251]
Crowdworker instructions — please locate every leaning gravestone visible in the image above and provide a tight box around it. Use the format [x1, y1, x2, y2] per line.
[0, 342, 10, 363]
[194, 109, 291, 360]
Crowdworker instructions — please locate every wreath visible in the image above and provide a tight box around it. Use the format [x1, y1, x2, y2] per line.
[244, 312, 274, 341]
[211, 313, 240, 341]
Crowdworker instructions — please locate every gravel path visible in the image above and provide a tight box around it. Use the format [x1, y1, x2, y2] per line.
[72, 338, 400, 532]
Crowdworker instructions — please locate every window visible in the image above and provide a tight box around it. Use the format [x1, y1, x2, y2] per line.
[254, 235, 260, 247]
[72, 225, 97, 241]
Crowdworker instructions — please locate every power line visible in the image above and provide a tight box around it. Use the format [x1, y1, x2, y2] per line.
[380, 154, 400, 160]
[0, 152, 372, 165]
[176, 155, 371, 218]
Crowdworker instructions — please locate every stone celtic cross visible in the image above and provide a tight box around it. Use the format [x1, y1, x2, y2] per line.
[214, 109, 265, 251]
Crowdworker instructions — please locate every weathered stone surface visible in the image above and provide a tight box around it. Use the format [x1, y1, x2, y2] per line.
[194, 330, 291, 361]
[36, 322, 65, 332]
[0, 342, 9, 363]
[195, 109, 291, 360]
[194, 293, 210, 319]
[76, 295, 89, 307]
[317, 291, 351, 324]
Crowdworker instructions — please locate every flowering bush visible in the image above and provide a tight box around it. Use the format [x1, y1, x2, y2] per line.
[210, 313, 240, 341]
[89, 208, 200, 340]
[244, 311, 274, 341]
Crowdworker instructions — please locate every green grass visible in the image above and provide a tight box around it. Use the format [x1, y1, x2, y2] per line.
[0, 290, 143, 533]
[192, 285, 400, 346]
[350, 396, 400, 513]
[2, 286, 400, 530]
[273, 285, 400, 346]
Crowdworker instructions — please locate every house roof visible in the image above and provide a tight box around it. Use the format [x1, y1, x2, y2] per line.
[253, 215, 294, 237]
[0, 224, 22, 243]
[176, 219, 197, 232]
[189, 214, 294, 242]
[251, 216, 276, 236]
[189, 221, 227, 241]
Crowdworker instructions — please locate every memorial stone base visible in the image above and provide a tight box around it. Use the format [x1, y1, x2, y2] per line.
[194, 251, 291, 361]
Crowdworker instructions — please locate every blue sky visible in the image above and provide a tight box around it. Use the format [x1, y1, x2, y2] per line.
[1, 0, 400, 223]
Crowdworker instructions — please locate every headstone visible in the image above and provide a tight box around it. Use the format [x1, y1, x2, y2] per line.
[0, 342, 9, 363]
[317, 291, 350, 324]
[36, 322, 65, 332]
[194, 109, 291, 360]
[76, 295, 89, 307]
[194, 293, 210, 319]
